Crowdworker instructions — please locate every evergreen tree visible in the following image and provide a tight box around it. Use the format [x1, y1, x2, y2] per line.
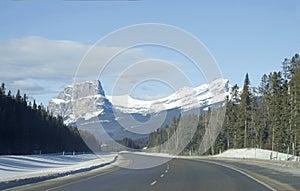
[7, 90, 11, 97]
[282, 58, 291, 80]
[289, 67, 300, 155]
[0, 83, 5, 96]
[239, 73, 253, 148]
[33, 100, 37, 110]
[16, 90, 21, 102]
[22, 94, 27, 105]
[280, 79, 290, 152]
[223, 84, 240, 149]
[0, 86, 91, 154]
[256, 74, 271, 148]
[267, 72, 284, 151]
[290, 53, 300, 77]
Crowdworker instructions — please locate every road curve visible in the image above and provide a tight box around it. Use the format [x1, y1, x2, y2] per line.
[10, 153, 271, 191]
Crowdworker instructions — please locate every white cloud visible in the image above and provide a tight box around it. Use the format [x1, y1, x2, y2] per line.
[0, 36, 199, 104]
[0, 36, 87, 82]
[0, 36, 146, 103]
[12, 80, 44, 93]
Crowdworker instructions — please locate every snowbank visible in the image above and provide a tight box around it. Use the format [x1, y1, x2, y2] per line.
[120, 151, 173, 158]
[213, 148, 300, 162]
[0, 153, 117, 183]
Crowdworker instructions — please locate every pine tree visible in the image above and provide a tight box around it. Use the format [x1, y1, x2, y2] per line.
[267, 72, 285, 151]
[256, 74, 271, 149]
[224, 84, 240, 149]
[282, 58, 293, 80]
[0, 83, 5, 96]
[289, 53, 300, 78]
[33, 100, 37, 110]
[281, 79, 290, 152]
[16, 90, 21, 102]
[0, 84, 91, 155]
[289, 68, 300, 155]
[239, 73, 253, 148]
[22, 94, 27, 105]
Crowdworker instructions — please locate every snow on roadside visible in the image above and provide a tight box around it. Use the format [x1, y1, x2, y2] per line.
[212, 148, 300, 177]
[213, 148, 300, 162]
[0, 153, 117, 182]
[120, 151, 173, 158]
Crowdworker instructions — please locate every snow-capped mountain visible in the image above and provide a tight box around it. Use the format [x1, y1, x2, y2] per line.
[48, 80, 113, 125]
[107, 78, 230, 114]
[49, 78, 230, 123]
[48, 78, 230, 141]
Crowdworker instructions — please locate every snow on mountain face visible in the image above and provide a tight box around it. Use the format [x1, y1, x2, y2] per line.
[48, 78, 230, 141]
[107, 78, 231, 114]
[49, 78, 230, 126]
[48, 80, 112, 125]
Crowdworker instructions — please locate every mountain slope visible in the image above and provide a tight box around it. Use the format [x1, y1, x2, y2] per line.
[48, 80, 113, 125]
[48, 78, 230, 142]
[108, 78, 230, 114]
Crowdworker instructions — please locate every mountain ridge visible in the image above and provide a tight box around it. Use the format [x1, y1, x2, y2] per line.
[48, 78, 231, 125]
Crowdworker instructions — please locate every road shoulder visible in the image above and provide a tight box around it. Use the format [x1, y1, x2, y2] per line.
[196, 158, 299, 191]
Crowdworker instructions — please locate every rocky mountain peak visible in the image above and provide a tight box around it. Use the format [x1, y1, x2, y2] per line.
[48, 80, 112, 125]
[72, 80, 105, 99]
[49, 78, 230, 127]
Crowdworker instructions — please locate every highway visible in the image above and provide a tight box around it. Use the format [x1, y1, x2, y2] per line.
[10, 153, 271, 191]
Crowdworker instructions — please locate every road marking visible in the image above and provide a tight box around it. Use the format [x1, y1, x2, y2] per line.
[166, 164, 169, 170]
[150, 180, 157, 186]
[165, 170, 168, 173]
[160, 174, 164, 178]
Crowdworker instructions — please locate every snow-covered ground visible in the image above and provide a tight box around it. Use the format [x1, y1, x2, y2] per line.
[0, 153, 117, 183]
[213, 148, 300, 162]
[123, 148, 300, 163]
[212, 148, 300, 177]
[120, 151, 173, 158]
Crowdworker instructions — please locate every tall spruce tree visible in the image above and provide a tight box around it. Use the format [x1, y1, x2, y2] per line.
[0, 83, 5, 96]
[267, 72, 284, 151]
[256, 74, 271, 148]
[239, 73, 253, 148]
[16, 90, 21, 102]
[224, 84, 240, 149]
[289, 67, 300, 155]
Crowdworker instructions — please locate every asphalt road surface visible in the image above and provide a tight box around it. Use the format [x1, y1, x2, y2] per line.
[10, 153, 271, 191]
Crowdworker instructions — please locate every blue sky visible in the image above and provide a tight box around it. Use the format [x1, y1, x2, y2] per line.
[0, 0, 299, 104]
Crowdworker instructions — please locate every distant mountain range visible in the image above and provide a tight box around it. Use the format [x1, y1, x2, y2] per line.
[48, 78, 230, 142]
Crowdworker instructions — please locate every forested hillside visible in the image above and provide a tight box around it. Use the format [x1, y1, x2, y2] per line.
[0, 85, 91, 155]
[148, 53, 300, 156]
